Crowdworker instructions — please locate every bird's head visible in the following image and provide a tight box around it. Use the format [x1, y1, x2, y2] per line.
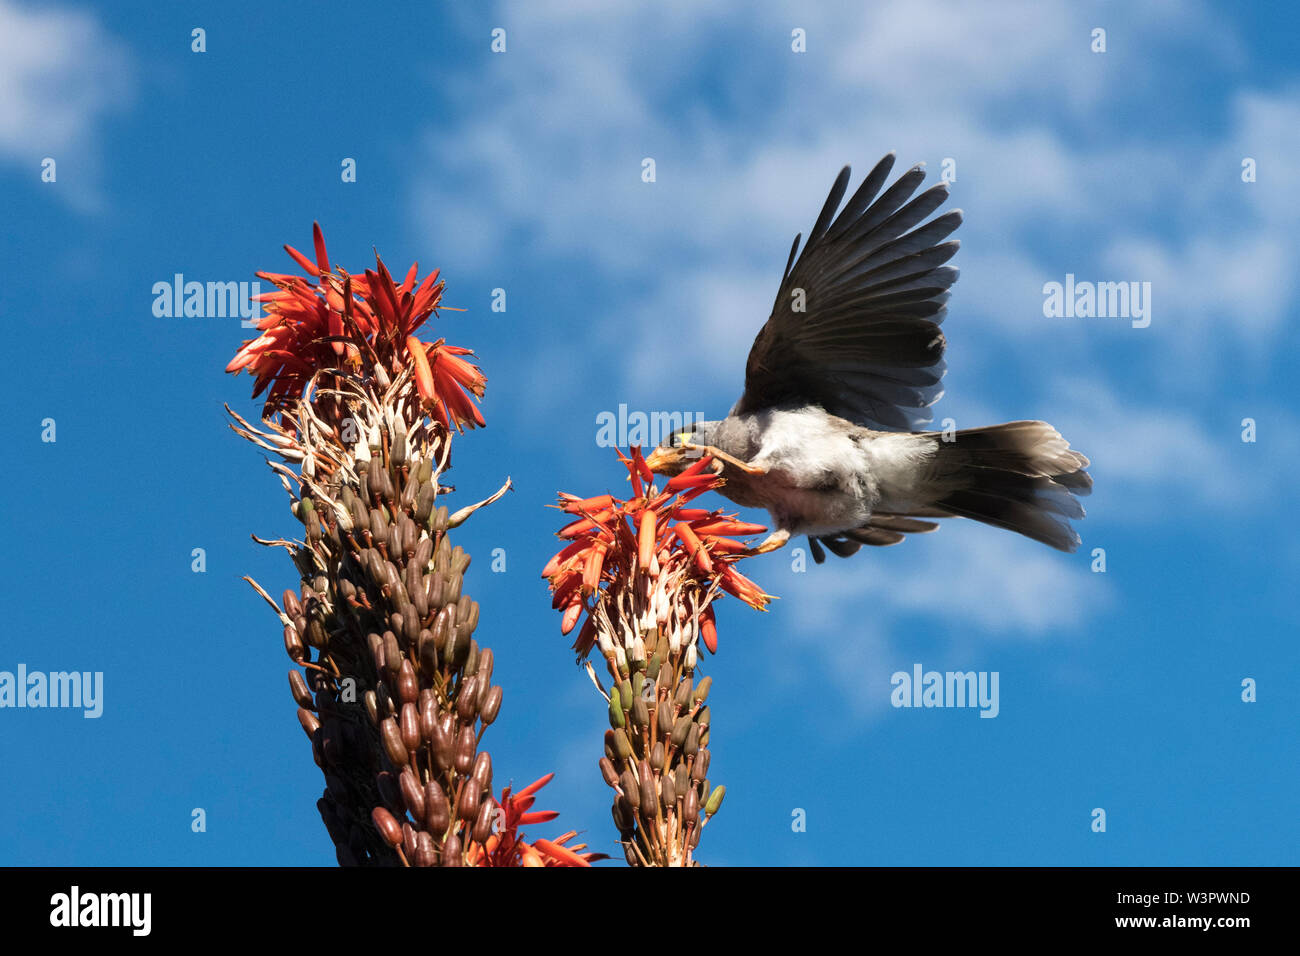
[645, 421, 714, 477]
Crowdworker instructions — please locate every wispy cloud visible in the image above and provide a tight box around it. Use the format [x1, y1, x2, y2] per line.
[0, 0, 133, 209]
[772, 523, 1109, 717]
[1048, 378, 1297, 520]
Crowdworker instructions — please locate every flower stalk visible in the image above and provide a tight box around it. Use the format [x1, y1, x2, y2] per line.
[544, 447, 773, 865]
[228, 224, 599, 866]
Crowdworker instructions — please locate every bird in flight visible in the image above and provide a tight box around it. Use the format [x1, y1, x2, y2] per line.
[644, 152, 1091, 563]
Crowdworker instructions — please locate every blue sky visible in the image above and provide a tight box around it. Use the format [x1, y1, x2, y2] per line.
[2, 0, 1297, 866]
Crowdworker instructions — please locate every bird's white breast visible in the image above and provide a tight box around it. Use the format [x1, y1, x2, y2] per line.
[720, 406, 942, 534]
[736, 407, 876, 533]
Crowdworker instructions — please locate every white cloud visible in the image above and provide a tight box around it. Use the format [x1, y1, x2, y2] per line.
[773, 521, 1109, 716]
[0, 0, 133, 208]
[790, 525, 1102, 637]
[620, 267, 774, 399]
[1233, 87, 1300, 225]
[1086, 86, 1300, 371]
[823, 0, 1103, 110]
[1047, 378, 1298, 521]
[1105, 233, 1292, 347]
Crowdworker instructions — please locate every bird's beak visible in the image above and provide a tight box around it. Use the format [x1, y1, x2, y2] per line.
[644, 446, 683, 475]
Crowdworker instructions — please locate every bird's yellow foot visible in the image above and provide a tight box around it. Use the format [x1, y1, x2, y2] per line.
[747, 529, 790, 555]
[682, 443, 766, 475]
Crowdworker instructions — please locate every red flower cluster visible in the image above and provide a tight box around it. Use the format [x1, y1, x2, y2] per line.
[544, 447, 772, 656]
[226, 222, 486, 431]
[466, 773, 605, 867]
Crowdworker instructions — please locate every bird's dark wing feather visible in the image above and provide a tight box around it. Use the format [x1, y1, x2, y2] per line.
[808, 514, 942, 563]
[733, 153, 961, 430]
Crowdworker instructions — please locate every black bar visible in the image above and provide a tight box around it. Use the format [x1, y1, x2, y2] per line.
[4, 866, 1283, 939]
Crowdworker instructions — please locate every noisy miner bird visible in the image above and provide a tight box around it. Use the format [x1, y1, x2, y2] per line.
[644, 152, 1091, 563]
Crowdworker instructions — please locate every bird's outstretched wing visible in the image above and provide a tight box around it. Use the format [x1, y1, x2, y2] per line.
[732, 153, 961, 430]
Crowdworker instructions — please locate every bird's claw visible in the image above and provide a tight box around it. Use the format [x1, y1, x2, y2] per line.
[746, 529, 790, 555]
[682, 443, 766, 476]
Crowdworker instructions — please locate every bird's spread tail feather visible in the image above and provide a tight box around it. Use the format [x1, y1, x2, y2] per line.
[925, 421, 1091, 552]
[806, 421, 1090, 562]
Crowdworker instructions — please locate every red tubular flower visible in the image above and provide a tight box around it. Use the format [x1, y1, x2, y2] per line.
[465, 774, 606, 867]
[582, 540, 608, 594]
[431, 345, 487, 432]
[700, 605, 718, 653]
[674, 522, 713, 573]
[547, 447, 762, 867]
[406, 335, 436, 401]
[226, 223, 486, 429]
[543, 446, 773, 656]
[560, 600, 583, 635]
[637, 511, 656, 569]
